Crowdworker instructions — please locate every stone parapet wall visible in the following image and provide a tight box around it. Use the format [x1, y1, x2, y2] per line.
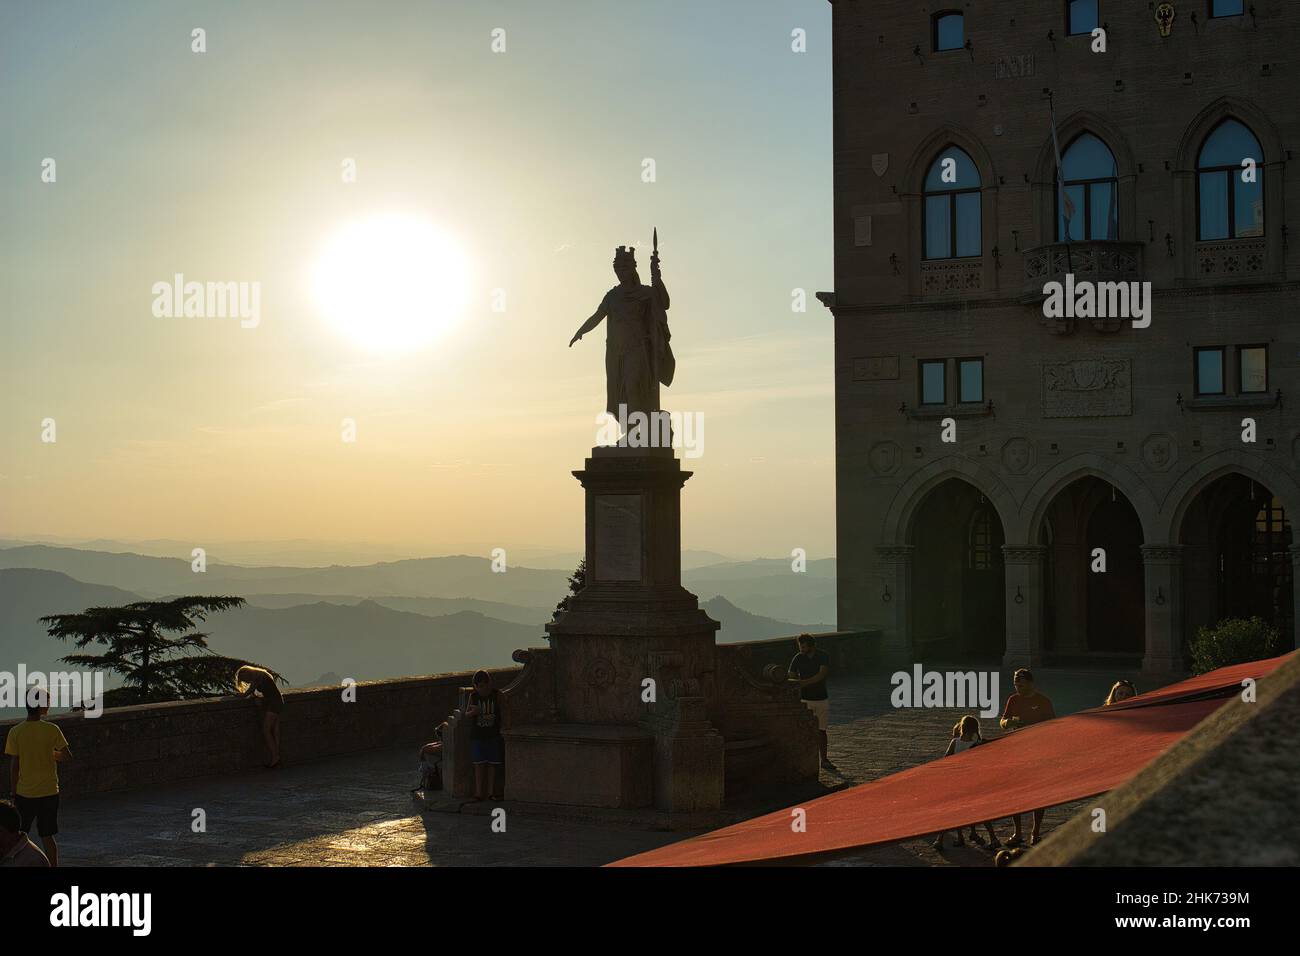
[0, 668, 519, 799]
[0, 632, 880, 799]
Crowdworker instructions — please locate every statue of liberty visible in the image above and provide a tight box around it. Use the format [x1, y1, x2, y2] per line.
[568, 230, 675, 422]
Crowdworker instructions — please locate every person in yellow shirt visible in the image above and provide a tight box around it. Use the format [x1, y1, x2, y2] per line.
[4, 688, 73, 867]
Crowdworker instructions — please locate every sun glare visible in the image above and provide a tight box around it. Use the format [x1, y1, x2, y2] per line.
[312, 214, 472, 352]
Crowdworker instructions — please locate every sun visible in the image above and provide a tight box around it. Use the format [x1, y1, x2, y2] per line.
[312, 214, 472, 352]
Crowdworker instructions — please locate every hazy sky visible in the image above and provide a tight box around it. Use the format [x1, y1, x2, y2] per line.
[0, 1, 834, 562]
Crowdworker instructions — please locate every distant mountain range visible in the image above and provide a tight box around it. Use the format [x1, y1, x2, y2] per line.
[241, 593, 552, 626]
[700, 595, 831, 644]
[0, 545, 570, 606]
[685, 557, 835, 625]
[0, 551, 833, 711]
[0, 537, 736, 572]
[0, 543, 836, 623]
[0, 569, 143, 679]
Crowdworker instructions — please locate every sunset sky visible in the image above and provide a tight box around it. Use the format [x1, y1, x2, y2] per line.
[0, 0, 834, 562]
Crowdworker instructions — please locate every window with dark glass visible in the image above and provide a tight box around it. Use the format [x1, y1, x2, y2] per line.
[1067, 0, 1099, 35]
[923, 146, 981, 260]
[967, 506, 997, 571]
[958, 358, 983, 403]
[1057, 133, 1118, 241]
[1197, 119, 1264, 240]
[1195, 348, 1225, 396]
[1210, 0, 1244, 17]
[1239, 345, 1268, 393]
[920, 360, 946, 405]
[933, 12, 964, 51]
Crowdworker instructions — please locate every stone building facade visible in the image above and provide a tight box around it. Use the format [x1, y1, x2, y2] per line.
[823, 0, 1298, 671]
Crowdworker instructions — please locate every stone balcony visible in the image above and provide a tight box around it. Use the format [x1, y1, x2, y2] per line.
[919, 257, 984, 298]
[1021, 240, 1144, 329]
[1195, 237, 1267, 282]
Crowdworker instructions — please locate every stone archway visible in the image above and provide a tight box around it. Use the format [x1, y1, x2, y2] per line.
[1177, 473, 1294, 652]
[905, 476, 1007, 661]
[1023, 454, 1159, 546]
[1037, 476, 1146, 660]
[884, 456, 1020, 544]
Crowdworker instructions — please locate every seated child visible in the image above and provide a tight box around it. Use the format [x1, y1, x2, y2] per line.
[932, 716, 1001, 852]
[413, 722, 448, 794]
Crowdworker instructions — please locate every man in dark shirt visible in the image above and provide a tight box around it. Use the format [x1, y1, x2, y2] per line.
[788, 634, 836, 772]
[999, 668, 1056, 845]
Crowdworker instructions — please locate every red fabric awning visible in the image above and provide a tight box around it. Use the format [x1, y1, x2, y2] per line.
[610, 655, 1290, 867]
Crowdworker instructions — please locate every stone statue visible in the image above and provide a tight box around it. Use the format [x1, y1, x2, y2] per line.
[569, 230, 675, 419]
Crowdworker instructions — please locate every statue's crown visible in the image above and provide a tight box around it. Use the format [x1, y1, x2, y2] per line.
[613, 245, 637, 267]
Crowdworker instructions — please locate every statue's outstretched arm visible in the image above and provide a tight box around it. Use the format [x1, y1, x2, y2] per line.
[569, 305, 606, 347]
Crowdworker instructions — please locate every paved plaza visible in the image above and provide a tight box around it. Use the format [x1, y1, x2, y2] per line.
[55, 665, 1168, 866]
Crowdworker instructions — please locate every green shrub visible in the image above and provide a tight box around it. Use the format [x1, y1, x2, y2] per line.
[1188, 616, 1281, 675]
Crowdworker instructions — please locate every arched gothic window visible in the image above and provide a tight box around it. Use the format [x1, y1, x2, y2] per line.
[1197, 119, 1264, 240]
[923, 146, 981, 260]
[1057, 133, 1118, 241]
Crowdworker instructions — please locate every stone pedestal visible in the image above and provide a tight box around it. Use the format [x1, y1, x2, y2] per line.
[546, 448, 721, 724]
[505, 448, 726, 811]
[495, 446, 818, 811]
[503, 724, 653, 807]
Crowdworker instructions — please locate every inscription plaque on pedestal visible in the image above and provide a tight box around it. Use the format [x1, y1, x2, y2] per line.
[593, 494, 643, 582]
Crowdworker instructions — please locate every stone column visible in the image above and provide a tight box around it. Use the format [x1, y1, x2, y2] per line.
[1290, 545, 1300, 652]
[1141, 545, 1184, 674]
[873, 545, 914, 661]
[1002, 546, 1046, 668]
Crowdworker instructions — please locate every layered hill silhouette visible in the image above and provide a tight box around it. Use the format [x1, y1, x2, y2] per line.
[0, 545, 568, 606]
[0, 569, 539, 689]
[243, 593, 551, 626]
[1, 561, 831, 711]
[0, 569, 144, 677]
[0, 543, 837, 623]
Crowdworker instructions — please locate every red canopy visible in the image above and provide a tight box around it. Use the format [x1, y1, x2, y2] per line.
[610, 655, 1290, 867]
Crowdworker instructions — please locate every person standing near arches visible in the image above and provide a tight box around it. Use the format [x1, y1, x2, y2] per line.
[999, 668, 1056, 845]
[789, 634, 837, 772]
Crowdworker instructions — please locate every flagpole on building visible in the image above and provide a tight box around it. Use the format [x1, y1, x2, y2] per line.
[1047, 88, 1073, 275]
